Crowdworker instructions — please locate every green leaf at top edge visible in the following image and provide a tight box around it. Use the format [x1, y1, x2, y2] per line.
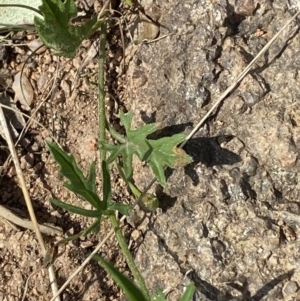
[34, 0, 102, 57]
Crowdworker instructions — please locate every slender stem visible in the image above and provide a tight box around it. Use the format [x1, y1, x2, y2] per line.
[114, 162, 141, 198]
[97, 17, 150, 301]
[98, 21, 107, 163]
[109, 214, 151, 300]
[0, 4, 42, 15]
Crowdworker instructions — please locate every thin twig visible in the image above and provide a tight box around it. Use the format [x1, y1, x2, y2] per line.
[0, 104, 59, 142]
[99, 0, 112, 19]
[0, 205, 62, 235]
[0, 103, 61, 178]
[22, 268, 44, 301]
[0, 108, 46, 251]
[0, 24, 36, 33]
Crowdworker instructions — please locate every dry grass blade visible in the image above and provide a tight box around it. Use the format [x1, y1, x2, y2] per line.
[0, 106, 60, 301]
[98, 0, 112, 18]
[118, 17, 126, 75]
[0, 107, 46, 252]
[0, 4, 41, 15]
[0, 104, 56, 135]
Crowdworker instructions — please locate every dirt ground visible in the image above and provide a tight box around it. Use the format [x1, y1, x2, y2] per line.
[1, 0, 300, 300]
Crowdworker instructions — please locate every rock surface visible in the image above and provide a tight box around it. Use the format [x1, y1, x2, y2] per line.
[124, 0, 300, 300]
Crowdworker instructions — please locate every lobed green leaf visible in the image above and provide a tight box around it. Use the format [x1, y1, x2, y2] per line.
[34, 0, 102, 57]
[146, 134, 192, 186]
[102, 110, 193, 187]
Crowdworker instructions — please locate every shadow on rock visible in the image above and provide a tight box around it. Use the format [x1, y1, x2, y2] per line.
[183, 136, 242, 186]
[155, 184, 177, 213]
[191, 269, 294, 301]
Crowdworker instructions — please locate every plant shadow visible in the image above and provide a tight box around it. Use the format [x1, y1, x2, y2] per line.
[183, 136, 242, 186]
[145, 121, 242, 187]
[143, 121, 243, 212]
[191, 269, 294, 300]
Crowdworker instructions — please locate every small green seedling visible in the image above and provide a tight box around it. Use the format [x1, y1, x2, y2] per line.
[47, 138, 194, 300]
[102, 110, 192, 187]
[32, 0, 194, 299]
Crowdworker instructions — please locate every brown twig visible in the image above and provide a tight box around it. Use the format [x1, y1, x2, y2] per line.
[0, 205, 62, 236]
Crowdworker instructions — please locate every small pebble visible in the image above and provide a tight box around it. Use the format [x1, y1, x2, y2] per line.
[29, 142, 39, 152]
[234, 0, 256, 16]
[283, 281, 299, 295]
[25, 153, 35, 167]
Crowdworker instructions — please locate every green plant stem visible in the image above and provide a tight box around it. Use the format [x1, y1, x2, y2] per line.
[109, 214, 151, 300]
[98, 21, 107, 163]
[97, 15, 150, 301]
[114, 162, 141, 198]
